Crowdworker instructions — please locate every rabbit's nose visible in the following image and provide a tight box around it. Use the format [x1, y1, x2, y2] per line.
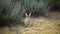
[27, 21, 29, 22]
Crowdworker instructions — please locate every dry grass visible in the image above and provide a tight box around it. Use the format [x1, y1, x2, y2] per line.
[0, 17, 60, 34]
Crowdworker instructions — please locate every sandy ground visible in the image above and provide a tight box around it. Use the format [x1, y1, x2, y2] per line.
[0, 17, 60, 34]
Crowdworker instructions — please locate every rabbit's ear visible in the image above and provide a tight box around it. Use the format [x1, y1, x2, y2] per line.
[29, 13, 31, 17]
[25, 13, 28, 17]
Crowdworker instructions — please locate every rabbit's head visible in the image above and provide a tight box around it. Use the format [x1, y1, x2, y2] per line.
[25, 13, 31, 18]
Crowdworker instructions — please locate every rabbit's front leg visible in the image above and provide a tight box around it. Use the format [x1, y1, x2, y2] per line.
[25, 22, 27, 27]
[29, 21, 32, 27]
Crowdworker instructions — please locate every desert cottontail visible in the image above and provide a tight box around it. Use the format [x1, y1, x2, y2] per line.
[24, 13, 32, 27]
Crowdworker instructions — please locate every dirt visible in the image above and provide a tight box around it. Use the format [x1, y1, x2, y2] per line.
[0, 17, 60, 34]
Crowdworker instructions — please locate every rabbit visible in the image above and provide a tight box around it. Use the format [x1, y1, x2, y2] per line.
[24, 13, 32, 27]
